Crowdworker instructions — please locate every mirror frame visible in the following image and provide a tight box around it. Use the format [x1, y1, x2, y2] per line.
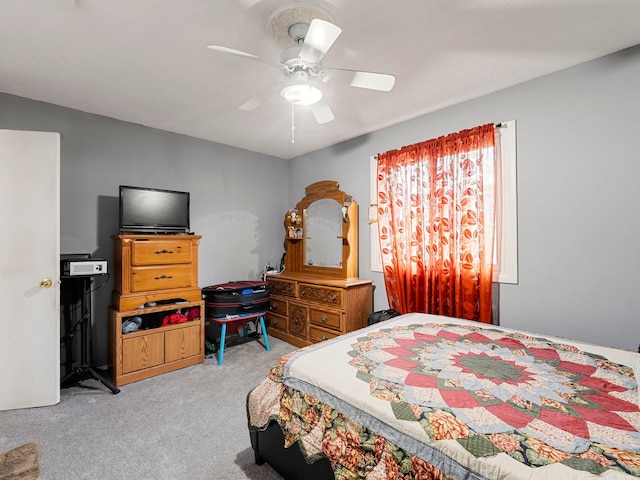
[284, 180, 359, 279]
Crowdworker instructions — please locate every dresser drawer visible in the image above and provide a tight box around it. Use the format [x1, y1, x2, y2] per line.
[131, 239, 193, 265]
[299, 283, 343, 307]
[267, 277, 297, 297]
[269, 297, 288, 316]
[266, 313, 287, 333]
[130, 265, 193, 292]
[309, 326, 339, 343]
[310, 308, 342, 331]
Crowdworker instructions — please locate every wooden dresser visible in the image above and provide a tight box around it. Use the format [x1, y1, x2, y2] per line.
[266, 181, 373, 347]
[266, 274, 372, 348]
[109, 234, 205, 386]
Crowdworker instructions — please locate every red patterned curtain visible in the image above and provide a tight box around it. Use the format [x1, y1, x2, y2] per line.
[376, 124, 496, 323]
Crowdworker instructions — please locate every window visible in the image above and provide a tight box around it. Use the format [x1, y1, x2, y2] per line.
[370, 120, 518, 284]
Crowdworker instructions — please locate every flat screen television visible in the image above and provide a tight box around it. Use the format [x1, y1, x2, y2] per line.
[119, 185, 190, 234]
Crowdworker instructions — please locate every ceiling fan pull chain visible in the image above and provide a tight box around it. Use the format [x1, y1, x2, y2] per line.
[291, 103, 296, 144]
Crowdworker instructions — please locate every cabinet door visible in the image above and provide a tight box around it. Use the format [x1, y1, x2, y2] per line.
[288, 302, 309, 341]
[122, 332, 165, 373]
[165, 324, 201, 362]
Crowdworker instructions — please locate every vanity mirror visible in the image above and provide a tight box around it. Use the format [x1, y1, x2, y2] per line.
[305, 198, 343, 268]
[284, 180, 358, 279]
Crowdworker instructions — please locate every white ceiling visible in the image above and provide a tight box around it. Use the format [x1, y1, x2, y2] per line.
[1, 0, 639, 160]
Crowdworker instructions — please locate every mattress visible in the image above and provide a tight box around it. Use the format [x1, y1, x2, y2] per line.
[248, 313, 640, 479]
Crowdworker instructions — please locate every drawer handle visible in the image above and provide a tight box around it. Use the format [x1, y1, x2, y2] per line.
[301, 290, 307, 297]
[331, 294, 337, 302]
[155, 249, 174, 254]
[321, 315, 328, 323]
[273, 319, 278, 326]
[272, 303, 278, 309]
[154, 274, 174, 280]
[321, 335, 328, 341]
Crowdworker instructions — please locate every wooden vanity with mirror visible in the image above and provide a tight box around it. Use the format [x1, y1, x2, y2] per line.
[266, 180, 373, 348]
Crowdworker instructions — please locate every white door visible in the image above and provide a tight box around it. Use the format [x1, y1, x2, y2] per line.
[0, 129, 60, 411]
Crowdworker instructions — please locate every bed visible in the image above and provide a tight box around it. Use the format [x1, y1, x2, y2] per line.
[247, 313, 640, 479]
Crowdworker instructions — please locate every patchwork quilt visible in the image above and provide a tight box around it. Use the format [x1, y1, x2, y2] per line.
[248, 313, 640, 479]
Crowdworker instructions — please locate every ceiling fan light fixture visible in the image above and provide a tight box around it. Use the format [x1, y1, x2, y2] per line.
[280, 83, 323, 106]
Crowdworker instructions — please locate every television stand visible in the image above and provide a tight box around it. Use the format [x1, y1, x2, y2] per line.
[109, 234, 204, 386]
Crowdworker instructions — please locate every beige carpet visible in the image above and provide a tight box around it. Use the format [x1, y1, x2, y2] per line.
[0, 443, 40, 480]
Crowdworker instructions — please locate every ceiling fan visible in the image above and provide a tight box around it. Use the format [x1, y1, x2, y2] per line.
[207, 17, 395, 125]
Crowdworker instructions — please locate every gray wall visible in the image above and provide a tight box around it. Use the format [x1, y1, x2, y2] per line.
[290, 45, 640, 351]
[0, 94, 290, 365]
[1, 44, 638, 368]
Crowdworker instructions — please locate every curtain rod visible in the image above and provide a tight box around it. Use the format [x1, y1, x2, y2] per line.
[375, 122, 506, 159]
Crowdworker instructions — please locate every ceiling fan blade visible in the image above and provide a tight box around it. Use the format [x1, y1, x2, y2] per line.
[320, 68, 395, 92]
[239, 95, 266, 111]
[298, 19, 342, 64]
[310, 102, 335, 124]
[238, 80, 284, 111]
[207, 45, 280, 69]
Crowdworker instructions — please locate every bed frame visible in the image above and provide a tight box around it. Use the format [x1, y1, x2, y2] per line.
[250, 420, 333, 480]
